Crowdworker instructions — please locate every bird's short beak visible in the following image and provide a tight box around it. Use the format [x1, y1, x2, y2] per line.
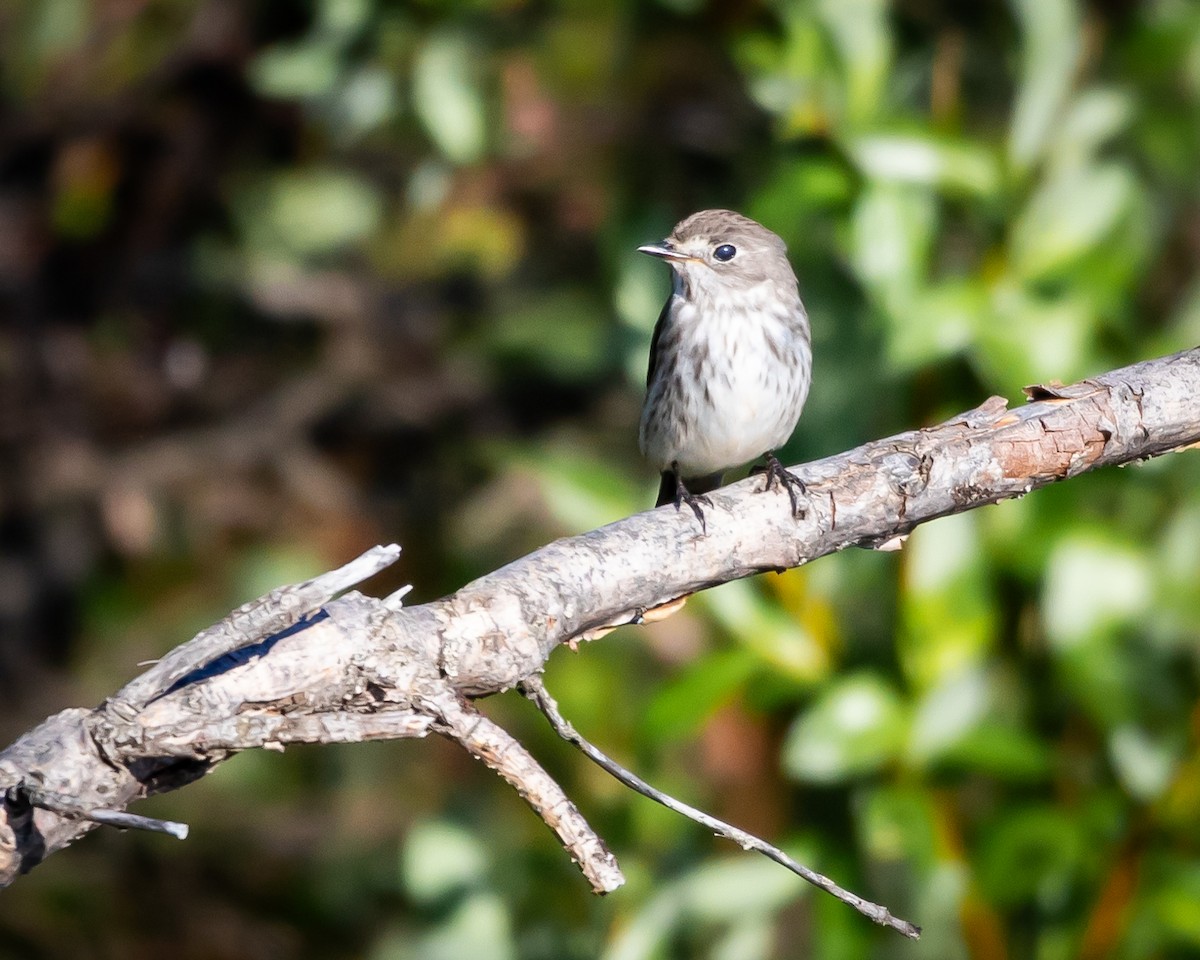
[637, 241, 687, 261]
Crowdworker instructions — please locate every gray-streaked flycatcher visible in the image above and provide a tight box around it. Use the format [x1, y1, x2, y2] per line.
[638, 209, 811, 528]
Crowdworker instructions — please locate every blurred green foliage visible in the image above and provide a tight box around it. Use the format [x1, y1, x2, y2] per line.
[2, 0, 1200, 957]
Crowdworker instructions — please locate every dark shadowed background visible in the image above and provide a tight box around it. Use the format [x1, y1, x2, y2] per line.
[2, 0, 1200, 957]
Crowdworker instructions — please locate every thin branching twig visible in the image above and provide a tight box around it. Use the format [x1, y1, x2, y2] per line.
[520, 677, 922, 939]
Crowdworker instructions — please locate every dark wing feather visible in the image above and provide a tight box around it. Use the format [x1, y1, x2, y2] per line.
[655, 471, 676, 508]
[645, 297, 672, 387]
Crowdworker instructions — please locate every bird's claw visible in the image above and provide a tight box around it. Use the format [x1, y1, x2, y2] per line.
[674, 476, 712, 533]
[761, 452, 807, 518]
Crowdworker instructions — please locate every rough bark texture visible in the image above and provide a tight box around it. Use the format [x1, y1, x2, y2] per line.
[1, 346, 1198, 893]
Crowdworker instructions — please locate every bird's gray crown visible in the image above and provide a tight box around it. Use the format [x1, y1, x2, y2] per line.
[639, 209, 795, 291]
[670, 209, 786, 258]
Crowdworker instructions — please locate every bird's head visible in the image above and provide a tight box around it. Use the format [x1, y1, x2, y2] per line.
[637, 209, 794, 294]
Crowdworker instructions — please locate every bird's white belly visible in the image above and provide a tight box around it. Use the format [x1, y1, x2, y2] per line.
[671, 352, 798, 477]
[681, 403, 778, 473]
[640, 304, 810, 478]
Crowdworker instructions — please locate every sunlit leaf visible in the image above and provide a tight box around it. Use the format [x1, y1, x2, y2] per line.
[1009, 0, 1083, 172]
[975, 282, 1097, 386]
[413, 29, 487, 164]
[237, 169, 382, 257]
[334, 67, 400, 140]
[601, 856, 807, 960]
[906, 667, 992, 765]
[899, 513, 996, 689]
[393, 893, 516, 960]
[734, 12, 832, 138]
[704, 580, 830, 684]
[748, 157, 855, 230]
[848, 182, 936, 305]
[499, 444, 641, 531]
[1009, 163, 1138, 281]
[1043, 534, 1153, 649]
[1148, 864, 1200, 946]
[782, 673, 907, 783]
[1049, 87, 1135, 167]
[814, 0, 892, 127]
[879, 279, 984, 371]
[402, 819, 489, 903]
[318, 0, 372, 41]
[849, 134, 1000, 197]
[1109, 725, 1183, 802]
[251, 41, 341, 99]
[684, 857, 807, 920]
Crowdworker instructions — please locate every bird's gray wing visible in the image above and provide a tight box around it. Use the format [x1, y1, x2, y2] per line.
[645, 297, 672, 388]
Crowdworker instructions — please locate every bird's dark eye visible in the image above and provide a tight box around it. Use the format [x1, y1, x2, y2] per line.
[713, 244, 737, 262]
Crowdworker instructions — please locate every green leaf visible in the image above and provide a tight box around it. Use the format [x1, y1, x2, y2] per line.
[1043, 534, 1153, 650]
[782, 673, 907, 783]
[317, 0, 372, 41]
[642, 649, 760, 742]
[486, 290, 611, 379]
[749, 157, 855, 224]
[879, 279, 984, 371]
[899, 513, 997, 689]
[934, 724, 1053, 781]
[734, 13, 831, 138]
[507, 445, 641, 530]
[334, 67, 400, 141]
[977, 805, 1085, 908]
[1149, 864, 1200, 946]
[1108, 725, 1183, 801]
[402, 820, 490, 903]
[814, 0, 892, 127]
[28, 0, 90, 62]
[974, 283, 1097, 387]
[1050, 87, 1135, 167]
[704, 580, 830, 684]
[1009, 0, 1083, 172]
[848, 182, 936, 305]
[849, 134, 1001, 197]
[601, 856, 807, 960]
[858, 785, 938, 868]
[906, 668, 993, 765]
[1009, 163, 1138, 281]
[393, 893, 515, 960]
[413, 30, 487, 164]
[250, 41, 341, 99]
[683, 857, 808, 921]
[237, 169, 382, 258]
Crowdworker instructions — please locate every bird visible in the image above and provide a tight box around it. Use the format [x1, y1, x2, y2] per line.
[638, 209, 811, 529]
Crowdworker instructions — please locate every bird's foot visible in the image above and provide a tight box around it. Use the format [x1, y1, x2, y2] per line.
[673, 475, 712, 533]
[759, 452, 807, 518]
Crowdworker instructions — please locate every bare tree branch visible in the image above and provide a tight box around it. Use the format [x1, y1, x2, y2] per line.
[520, 676, 922, 938]
[1, 347, 1198, 929]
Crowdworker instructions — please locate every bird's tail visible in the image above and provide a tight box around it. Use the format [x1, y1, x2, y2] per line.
[656, 471, 724, 507]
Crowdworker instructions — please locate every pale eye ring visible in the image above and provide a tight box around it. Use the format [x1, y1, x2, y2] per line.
[713, 244, 737, 262]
